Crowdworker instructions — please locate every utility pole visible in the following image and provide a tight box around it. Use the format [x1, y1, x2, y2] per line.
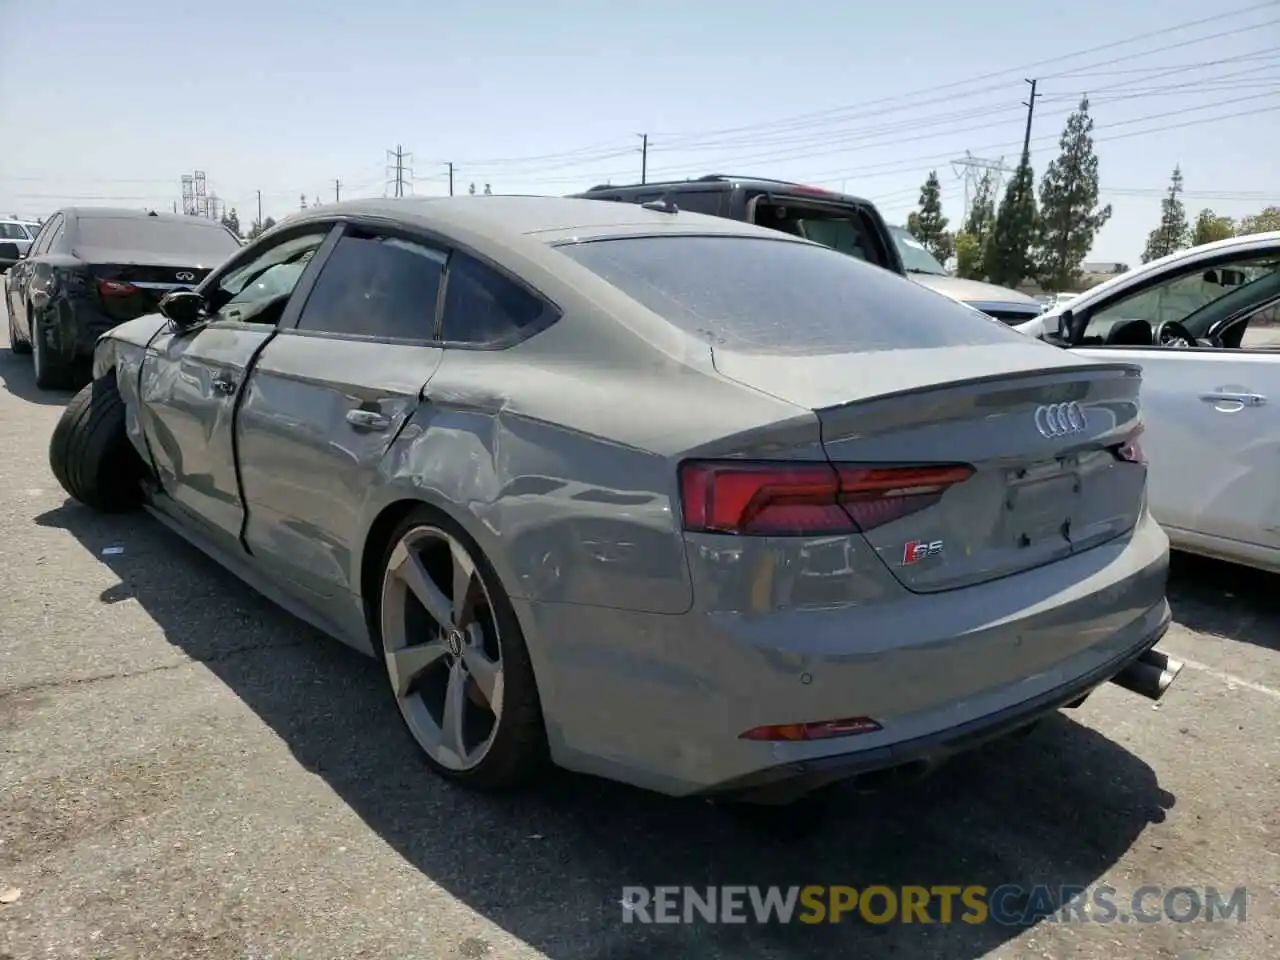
[334, 179, 341, 202]
[256, 189, 262, 227]
[447, 162, 454, 196]
[638, 133, 648, 184]
[1020, 79, 1039, 163]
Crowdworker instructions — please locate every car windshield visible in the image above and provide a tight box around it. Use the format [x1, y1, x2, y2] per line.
[75, 217, 241, 258]
[890, 225, 948, 275]
[557, 234, 1022, 356]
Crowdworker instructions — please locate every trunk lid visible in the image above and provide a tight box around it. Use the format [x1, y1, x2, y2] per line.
[711, 343, 1146, 592]
[78, 249, 214, 323]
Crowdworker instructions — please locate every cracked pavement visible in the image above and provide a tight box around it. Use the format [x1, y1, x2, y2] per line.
[2, 328, 1278, 959]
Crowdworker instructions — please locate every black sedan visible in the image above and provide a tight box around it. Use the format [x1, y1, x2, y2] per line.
[3, 207, 241, 388]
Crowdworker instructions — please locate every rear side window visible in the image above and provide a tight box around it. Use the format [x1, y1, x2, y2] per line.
[75, 217, 241, 258]
[557, 235, 1022, 355]
[0, 223, 27, 240]
[441, 253, 550, 344]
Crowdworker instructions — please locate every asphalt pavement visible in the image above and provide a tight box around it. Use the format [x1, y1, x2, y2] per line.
[1, 326, 1277, 960]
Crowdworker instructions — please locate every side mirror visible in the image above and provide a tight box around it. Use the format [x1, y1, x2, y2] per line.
[158, 289, 205, 329]
[0, 241, 20, 261]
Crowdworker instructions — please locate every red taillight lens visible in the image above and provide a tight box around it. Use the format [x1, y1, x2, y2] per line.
[741, 717, 882, 741]
[97, 279, 139, 298]
[1115, 426, 1146, 464]
[678, 461, 974, 536]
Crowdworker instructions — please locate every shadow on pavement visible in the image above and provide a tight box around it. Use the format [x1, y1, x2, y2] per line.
[1167, 551, 1279, 652]
[37, 501, 1176, 959]
[0, 344, 75, 406]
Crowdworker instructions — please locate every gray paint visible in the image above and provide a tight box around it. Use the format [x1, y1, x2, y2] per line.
[88, 196, 1172, 798]
[911, 273, 1044, 314]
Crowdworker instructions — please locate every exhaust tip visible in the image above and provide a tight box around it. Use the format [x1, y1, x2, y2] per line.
[1109, 647, 1184, 701]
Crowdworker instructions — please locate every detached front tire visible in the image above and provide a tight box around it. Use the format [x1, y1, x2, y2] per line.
[49, 374, 144, 512]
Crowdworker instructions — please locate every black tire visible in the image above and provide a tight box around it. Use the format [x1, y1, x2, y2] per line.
[32, 306, 74, 390]
[6, 296, 31, 355]
[49, 374, 145, 512]
[376, 505, 549, 791]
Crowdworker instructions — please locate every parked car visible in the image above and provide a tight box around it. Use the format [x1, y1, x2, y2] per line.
[1016, 231, 1280, 573]
[1040, 291, 1080, 313]
[0, 219, 39, 270]
[3, 207, 241, 388]
[571, 174, 906, 276]
[49, 196, 1179, 805]
[888, 225, 1044, 325]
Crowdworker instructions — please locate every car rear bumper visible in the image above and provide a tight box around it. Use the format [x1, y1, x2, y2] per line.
[513, 511, 1171, 800]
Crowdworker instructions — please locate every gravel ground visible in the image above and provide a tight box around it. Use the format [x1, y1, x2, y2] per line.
[1, 326, 1277, 959]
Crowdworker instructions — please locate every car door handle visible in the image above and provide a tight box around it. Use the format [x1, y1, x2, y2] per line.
[346, 409, 392, 431]
[1198, 391, 1266, 407]
[212, 376, 237, 395]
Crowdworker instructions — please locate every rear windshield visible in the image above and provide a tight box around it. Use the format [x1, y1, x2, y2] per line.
[557, 235, 1023, 355]
[75, 217, 241, 257]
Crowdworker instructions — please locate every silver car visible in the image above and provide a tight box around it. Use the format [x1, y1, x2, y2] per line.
[48, 196, 1178, 804]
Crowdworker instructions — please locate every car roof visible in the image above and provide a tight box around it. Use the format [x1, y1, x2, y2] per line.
[57, 207, 231, 227]
[279, 195, 810, 246]
[577, 175, 877, 207]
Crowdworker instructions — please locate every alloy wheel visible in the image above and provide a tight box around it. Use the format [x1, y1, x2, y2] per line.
[380, 525, 505, 771]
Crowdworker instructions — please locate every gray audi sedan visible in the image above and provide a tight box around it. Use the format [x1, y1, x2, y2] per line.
[48, 196, 1179, 804]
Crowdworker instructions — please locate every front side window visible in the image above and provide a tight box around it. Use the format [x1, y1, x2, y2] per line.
[296, 232, 445, 340]
[1083, 251, 1280, 344]
[557, 234, 1021, 355]
[208, 231, 328, 326]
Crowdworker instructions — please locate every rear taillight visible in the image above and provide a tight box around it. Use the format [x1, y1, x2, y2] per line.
[678, 461, 974, 536]
[1115, 426, 1146, 464]
[97, 279, 139, 298]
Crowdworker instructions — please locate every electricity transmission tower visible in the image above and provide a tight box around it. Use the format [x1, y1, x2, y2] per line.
[950, 152, 1014, 223]
[180, 171, 208, 216]
[386, 146, 414, 197]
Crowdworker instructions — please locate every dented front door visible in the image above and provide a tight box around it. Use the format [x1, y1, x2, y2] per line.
[139, 321, 272, 552]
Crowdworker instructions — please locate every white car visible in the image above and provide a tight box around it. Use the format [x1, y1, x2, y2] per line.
[1016, 232, 1280, 573]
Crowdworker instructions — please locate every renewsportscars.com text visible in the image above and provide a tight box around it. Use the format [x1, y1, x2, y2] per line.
[620, 884, 1248, 926]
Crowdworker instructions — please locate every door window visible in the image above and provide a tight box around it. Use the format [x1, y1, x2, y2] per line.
[208, 231, 328, 326]
[295, 232, 446, 340]
[440, 253, 551, 344]
[1083, 250, 1280, 347]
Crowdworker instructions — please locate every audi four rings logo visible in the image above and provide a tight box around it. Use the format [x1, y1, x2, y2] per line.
[1034, 401, 1086, 438]
[175, 271, 196, 281]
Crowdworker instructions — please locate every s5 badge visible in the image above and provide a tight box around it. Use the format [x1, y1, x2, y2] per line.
[902, 540, 944, 566]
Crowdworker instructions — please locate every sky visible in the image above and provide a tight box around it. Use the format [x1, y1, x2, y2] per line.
[1, 0, 1277, 266]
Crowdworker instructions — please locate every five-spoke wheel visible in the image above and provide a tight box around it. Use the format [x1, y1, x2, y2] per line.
[377, 510, 546, 788]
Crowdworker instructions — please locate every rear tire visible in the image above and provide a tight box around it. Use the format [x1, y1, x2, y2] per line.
[375, 505, 549, 791]
[6, 297, 31, 354]
[32, 308, 74, 390]
[49, 374, 144, 512]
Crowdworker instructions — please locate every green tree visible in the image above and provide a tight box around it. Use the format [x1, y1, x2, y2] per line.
[905, 170, 954, 263]
[983, 153, 1038, 288]
[956, 172, 997, 279]
[220, 208, 242, 238]
[1032, 97, 1112, 293]
[1141, 166, 1190, 263]
[1238, 205, 1280, 235]
[1191, 208, 1235, 246]
[954, 231, 983, 280]
[246, 215, 277, 241]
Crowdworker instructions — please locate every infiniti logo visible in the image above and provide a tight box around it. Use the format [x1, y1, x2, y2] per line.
[175, 271, 196, 282]
[1034, 401, 1086, 438]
